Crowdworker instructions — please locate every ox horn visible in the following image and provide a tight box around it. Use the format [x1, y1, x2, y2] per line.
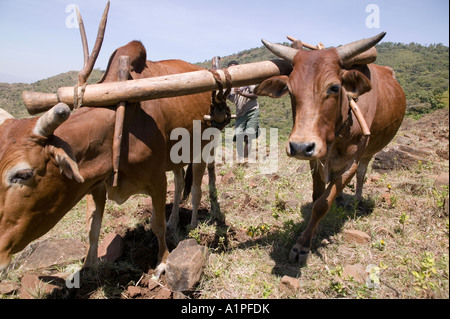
[33, 103, 71, 137]
[0, 108, 14, 126]
[77, 1, 110, 86]
[261, 39, 299, 63]
[336, 32, 386, 63]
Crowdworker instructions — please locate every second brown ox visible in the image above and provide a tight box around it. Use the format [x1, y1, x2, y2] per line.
[255, 32, 406, 264]
[0, 41, 211, 275]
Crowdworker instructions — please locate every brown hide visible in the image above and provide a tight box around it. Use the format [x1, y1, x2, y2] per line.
[0, 41, 211, 270]
[256, 44, 406, 264]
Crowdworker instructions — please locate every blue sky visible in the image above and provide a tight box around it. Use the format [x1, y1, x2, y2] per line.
[0, 0, 448, 83]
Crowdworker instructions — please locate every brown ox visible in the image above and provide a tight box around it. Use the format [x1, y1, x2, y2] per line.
[255, 32, 406, 264]
[0, 41, 211, 275]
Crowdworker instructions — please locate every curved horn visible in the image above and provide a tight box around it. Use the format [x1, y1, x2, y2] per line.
[336, 32, 386, 62]
[261, 39, 299, 63]
[33, 103, 71, 137]
[0, 108, 14, 126]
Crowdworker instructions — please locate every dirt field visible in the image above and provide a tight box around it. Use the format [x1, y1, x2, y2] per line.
[1, 108, 448, 299]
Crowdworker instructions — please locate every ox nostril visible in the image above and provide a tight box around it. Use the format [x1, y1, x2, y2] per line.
[303, 142, 316, 157]
[289, 142, 316, 158]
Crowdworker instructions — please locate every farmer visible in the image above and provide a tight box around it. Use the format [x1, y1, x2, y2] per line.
[227, 60, 260, 163]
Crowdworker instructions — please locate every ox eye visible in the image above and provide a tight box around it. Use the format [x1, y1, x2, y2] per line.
[10, 169, 34, 184]
[327, 84, 341, 95]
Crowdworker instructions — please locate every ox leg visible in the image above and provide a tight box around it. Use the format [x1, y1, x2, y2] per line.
[310, 160, 326, 202]
[355, 157, 370, 201]
[290, 162, 359, 265]
[191, 161, 207, 228]
[167, 167, 184, 231]
[83, 184, 106, 268]
[149, 176, 170, 278]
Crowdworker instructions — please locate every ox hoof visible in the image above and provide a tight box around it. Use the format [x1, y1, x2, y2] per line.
[289, 245, 310, 266]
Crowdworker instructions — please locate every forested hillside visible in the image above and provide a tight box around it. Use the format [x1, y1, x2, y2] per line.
[1, 42, 448, 129]
[376, 42, 449, 117]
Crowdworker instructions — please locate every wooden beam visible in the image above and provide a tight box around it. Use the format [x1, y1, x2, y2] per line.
[23, 59, 292, 114]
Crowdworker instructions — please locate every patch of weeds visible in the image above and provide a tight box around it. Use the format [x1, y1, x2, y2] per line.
[411, 252, 438, 293]
[232, 166, 245, 181]
[415, 160, 434, 174]
[271, 193, 286, 220]
[245, 222, 270, 238]
[395, 212, 410, 235]
[431, 185, 449, 215]
[371, 239, 386, 251]
[262, 282, 273, 299]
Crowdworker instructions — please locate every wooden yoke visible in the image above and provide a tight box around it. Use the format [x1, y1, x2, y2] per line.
[112, 56, 130, 187]
[22, 59, 293, 115]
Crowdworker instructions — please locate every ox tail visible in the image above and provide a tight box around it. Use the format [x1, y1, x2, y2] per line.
[182, 163, 193, 202]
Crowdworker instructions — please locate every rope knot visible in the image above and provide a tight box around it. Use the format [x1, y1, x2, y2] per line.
[208, 68, 233, 130]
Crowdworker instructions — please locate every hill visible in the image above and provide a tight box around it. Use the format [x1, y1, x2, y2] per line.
[0, 69, 104, 118]
[200, 42, 449, 136]
[0, 42, 448, 126]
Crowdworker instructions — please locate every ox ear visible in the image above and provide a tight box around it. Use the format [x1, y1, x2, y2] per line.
[255, 76, 290, 98]
[341, 69, 372, 99]
[47, 145, 84, 183]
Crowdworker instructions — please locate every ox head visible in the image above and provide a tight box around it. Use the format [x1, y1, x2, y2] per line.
[0, 104, 84, 271]
[256, 32, 385, 160]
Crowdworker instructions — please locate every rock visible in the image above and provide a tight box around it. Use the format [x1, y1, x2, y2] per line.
[20, 239, 86, 271]
[343, 229, 371, 245]
[127, 285, 142, 298]
[372, 145, 432, 171]
[435, 173, 449, 192]
[342, 264, 366, 284]
[154, 287, 172, 299]
[221, 171, 235, 185]
[147, 278, 160, 291]
[0, 281, 20, 295]
[166, 238, 209, 292]
[173, 291, 187, 299]
[279, 275, 299, 294]
[20, 274, 65, 299]
[98, 233, 124, 263]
